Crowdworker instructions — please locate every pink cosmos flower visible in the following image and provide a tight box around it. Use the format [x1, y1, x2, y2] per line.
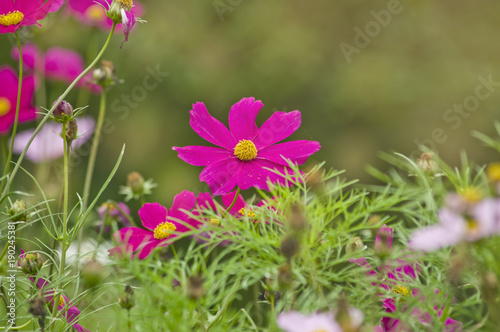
[173, 97, 321, 195]
[276, 310, 363, 332]
[350, 226, 462, 331]
[11, 45, 100, 93]
[97, 201, 132, 233]
[12, 116, 95, 163]
[67, 0, 141, 47]
[0, 0, 63, 34]
[410, 197, 500, 252]
[19, 250, 90, 332]
[0, 66, 36, 135]
[110, 191, 202, 259]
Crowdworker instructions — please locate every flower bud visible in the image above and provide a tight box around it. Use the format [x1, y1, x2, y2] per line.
[92, 60, 119, 89]
[119, 285, 134, 310]
[187, 275, 204, 299]
[288, 203, 307, 232]
[280, 235, 300, 261]
[8, 200, 29, 222]
[345, 237, 366, 254]
[417, 152, 439, 175]
[53, 99, 73, 119]
[19, 252, 43, 274]
[127, 171, 144, 195]
[28, 295, 46, 330]
[277, 263, 293, 290]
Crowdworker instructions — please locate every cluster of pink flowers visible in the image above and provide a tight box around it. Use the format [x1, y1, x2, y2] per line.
[350, 226, 463, 331]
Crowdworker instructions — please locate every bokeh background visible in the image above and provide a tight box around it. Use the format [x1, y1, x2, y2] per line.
[2, 0, 500, 204]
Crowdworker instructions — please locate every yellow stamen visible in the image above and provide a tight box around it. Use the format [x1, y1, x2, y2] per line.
[0, 11, 24, 27]
[487, 163, 500, 183]
[154, 222, 176, 240]
[392, 284, 410, 298]
[459, 187, 482, 203]
[238, 208, 256, 218]
[117, 0, 133, 11]
[85, 4, 106, 22]
[234, 140, 257, 161]
[58, 296, 66, 307]
[466, 219, 480, 236]
[209, 218, 220, 226]
[0, 97, 11, 117]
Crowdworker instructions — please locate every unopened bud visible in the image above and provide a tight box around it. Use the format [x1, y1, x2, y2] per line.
[8, 200, 29, 222]
[108, 0, 133, 23]
[346, 237, 365, 254]
[52, 99, 73, 120]
[127, 171, 145, 195]
[20, 252, 43, 274]
[119, 285, 134, 310]
[92, 60, 119, 89]
[280, 235, 300, 260]
[28, 295, 46, 330]
[65, 120, 78, 144]
[417, 152, 439, 175]
[305, 167, 324, 194]
[187, 275, 204, 299]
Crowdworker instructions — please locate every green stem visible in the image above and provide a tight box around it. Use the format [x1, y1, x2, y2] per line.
[1, 32, 23, 192]
[0, 136, 8, 170]
[225, 187, 241, 213]
[1, 23, 117, 198]
[79, 90, 107, 251]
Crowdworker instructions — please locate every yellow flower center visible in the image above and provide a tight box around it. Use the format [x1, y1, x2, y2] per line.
[466, 219, 480, 236]
[392, 284, 410, 298]
[0, 11, 24, 26]
[0, 97, 11, 117]
[234, 140, 257, 161]
[459, 187, 482, 203]
[153, 222, 176, 240]
[487, 163, 500, 182]
[85, 4, 106, 22]
[238, 208, 256, 218]
[209, 218, 220, 226]
[118, 0, 134, 11]
[58, 296, 66, 307]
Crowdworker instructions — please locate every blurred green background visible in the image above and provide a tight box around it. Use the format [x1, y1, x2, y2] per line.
[2, 0, 500, 204]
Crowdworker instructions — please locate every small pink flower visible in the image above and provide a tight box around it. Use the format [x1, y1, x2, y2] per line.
[19, 250, 90, 332]
[67, 0, 142, 46]
[350, 226, 462, 331]
[276, 310, 363, 332]
[173, 97, 321, 195]
[0, 66, 36, 135]
[0, 0, 63, 34]
[110, 191, 201, 259]
[410, 197, 500, 252]
[12, 116, 95, 163]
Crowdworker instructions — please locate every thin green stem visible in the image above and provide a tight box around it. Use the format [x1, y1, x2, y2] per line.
[79, 90, 107, 251]
[1, 32, 23, 192]
[225, 187, 241, 213]
[1, 23, 117, 198]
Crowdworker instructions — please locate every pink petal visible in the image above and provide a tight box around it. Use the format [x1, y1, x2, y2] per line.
[10, 43, 42, 71]
[138, 203, 167, 230]
[120, 9, 136, 48]
[257, 140, 320, 165]
[199, 158, 240, 195]
[235, 159, 296, 191]
[189, 102, 236, 150]
[44, 47, 85, 84]
[349, 258, 378, 277]
[375, 225, 393, 250]
[172, 145, 233, 166]
[195, 192, 217, 212]
[136, 241, 161, 259]
[168, 190, 196, 221]
[228, 97, 262, 141]
[253, 110, 301, 149]
[221, 190, 246, 213]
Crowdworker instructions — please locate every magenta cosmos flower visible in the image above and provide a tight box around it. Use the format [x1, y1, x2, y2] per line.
[350, 226, 462, 331]
[173, 97, 321, 195]
[11, 45, 100, 93]
[0, 0, 62, 33]
[67, 0, 140, 46]
[19, 250, 90, 332]
[410, 196, 500, 252]
[0, 66, 36, 135]
[110, 191, 202, 259]
[12, 116, 95, 163]
[276, 310, 363, 332]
